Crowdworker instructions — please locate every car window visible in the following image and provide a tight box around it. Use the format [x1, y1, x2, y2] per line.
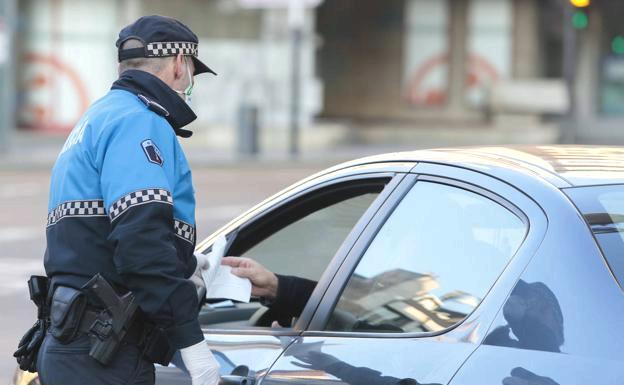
[241, 193, 379, 281]
[326, 181, 527, 333]
[565, 184, 624, 287]
[199, 178, 390, 329]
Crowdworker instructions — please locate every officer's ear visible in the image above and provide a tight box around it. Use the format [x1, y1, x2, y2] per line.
[173, 54, 185, 80]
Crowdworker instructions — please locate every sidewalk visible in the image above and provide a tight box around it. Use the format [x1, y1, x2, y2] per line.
[0, 130, 418, 171]
[0, 122, 562, 171]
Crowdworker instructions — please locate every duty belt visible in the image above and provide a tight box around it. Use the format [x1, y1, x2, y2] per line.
[49, 275, 174, 366]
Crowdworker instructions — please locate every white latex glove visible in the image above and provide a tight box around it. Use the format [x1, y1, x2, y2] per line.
[190, 251, 210, 296]
[180, 340, 221, 385]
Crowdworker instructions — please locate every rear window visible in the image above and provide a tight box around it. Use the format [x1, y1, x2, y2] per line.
[566, 185, 624, 286]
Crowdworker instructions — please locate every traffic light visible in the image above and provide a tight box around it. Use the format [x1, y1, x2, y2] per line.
[571, 10, 588, 30]
[569, 0, 590, 30]
[613, 36, 624, 55]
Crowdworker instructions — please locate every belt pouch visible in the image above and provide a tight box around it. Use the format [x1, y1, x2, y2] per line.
[49, 286, 87, 344]
[142, 326, 175, 366]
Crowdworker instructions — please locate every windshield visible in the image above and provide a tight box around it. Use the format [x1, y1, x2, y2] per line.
[566, 185, 624, 287]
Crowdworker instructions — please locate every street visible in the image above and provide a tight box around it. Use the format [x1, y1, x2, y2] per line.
[0, 165, 319, 379]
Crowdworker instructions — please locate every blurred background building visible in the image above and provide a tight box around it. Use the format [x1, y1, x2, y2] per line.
[1, 0, 623, 157]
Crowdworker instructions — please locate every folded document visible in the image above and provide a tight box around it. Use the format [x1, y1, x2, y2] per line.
[199, 235, 252, 303]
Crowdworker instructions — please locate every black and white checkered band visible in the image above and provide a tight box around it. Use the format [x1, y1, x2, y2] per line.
[109, 188, 173, 221]
[47, 200, 106, 227]
[174, 219, 195, 244]
[146, 41, 198, 58]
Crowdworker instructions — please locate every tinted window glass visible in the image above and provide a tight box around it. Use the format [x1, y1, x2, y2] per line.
[242, 192, 379, 281]
[326, 182, 527, 333]
[199, 183, 385, 330]
[565, 184, 624, 286]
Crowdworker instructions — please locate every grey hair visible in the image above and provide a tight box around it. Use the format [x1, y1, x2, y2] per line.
[117, 39, 173, 75]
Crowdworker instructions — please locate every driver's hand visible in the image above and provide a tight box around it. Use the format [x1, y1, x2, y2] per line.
[271, 321, 284, 328]
[221, 257, 278, 300]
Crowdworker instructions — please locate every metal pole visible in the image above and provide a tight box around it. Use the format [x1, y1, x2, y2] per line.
[561, 0, 578, 143]
[0, 0, 17, 151]
[288, 0, 304, 157]
[447, 0, 468, 115]
[289, 28, 302, 157]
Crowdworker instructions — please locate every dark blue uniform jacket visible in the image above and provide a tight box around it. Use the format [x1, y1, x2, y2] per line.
[44, 70, 203, 349]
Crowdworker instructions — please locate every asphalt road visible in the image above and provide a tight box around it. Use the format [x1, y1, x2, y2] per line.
[0, 165, 319, 380]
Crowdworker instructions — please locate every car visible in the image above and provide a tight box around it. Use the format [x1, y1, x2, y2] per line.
[13, 145, 624, 385]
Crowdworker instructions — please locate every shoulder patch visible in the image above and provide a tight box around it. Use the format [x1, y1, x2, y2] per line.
[141, 139, 164, 166]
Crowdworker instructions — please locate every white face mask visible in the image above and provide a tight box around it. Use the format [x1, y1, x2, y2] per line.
[174, 57, 194, 107]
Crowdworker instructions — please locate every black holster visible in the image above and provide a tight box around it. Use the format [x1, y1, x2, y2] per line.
[20, 274, 175, 368]
[13, 276, 50, 373]
[46, 274, 175, 366]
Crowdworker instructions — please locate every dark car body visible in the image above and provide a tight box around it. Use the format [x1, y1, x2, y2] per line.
[15, 146, 624, 385]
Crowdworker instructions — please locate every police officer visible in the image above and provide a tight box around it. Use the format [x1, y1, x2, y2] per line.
[36, 15, 220, 385]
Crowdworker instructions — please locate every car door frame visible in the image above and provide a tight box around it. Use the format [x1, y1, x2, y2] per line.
[197, 162, 415, 337]
[304, 162, 549, 346]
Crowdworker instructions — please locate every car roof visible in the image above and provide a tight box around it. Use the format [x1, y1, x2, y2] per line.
[341, 145, 624, 188]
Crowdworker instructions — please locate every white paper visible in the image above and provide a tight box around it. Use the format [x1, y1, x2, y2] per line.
[200, 235, 252, 303]
[205, 265, 252, 303]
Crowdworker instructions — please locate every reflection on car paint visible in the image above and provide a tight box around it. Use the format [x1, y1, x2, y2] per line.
[263, 336, 477, 385]
[503, 367, 560, 385]
[287, 341, 441, 385]
[484, 280, 563, 353]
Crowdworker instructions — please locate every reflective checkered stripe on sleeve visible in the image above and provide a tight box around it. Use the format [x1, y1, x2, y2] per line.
[174, 219, 195, 244]
[47, 200, 107, 227]
[109, 188, 173, 221]
[146, 42, 198, 57]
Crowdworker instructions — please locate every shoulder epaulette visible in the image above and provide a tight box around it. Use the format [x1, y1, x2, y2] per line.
[137, 94, 170, 117]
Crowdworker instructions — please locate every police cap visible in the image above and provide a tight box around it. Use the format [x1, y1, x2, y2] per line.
[116, 15, 216, 76]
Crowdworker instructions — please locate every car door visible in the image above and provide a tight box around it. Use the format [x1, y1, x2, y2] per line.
[262, 164, 547, 385]
[155, 163, 411, 385]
